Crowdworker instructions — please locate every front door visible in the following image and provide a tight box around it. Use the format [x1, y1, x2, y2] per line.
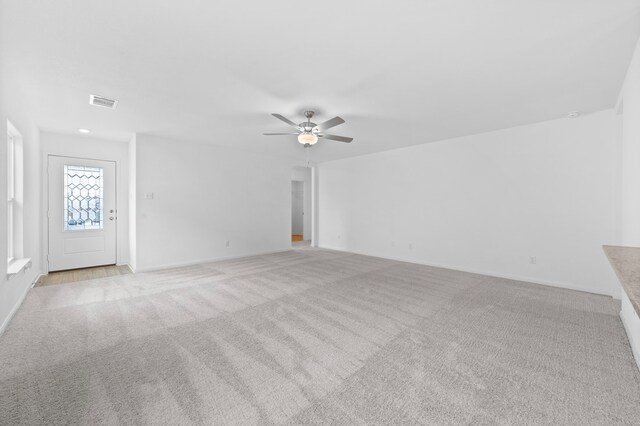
[48, 155, 117, 271]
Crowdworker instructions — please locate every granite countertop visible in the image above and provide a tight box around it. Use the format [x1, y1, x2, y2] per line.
[603, 245, 640, 316]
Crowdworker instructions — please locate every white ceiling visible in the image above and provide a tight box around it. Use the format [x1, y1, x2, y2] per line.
[2, 0, 640, 163]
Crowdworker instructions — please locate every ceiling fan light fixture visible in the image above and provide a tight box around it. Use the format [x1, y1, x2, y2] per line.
[298, 132, 318, 145]
[266, 110, 351, 145]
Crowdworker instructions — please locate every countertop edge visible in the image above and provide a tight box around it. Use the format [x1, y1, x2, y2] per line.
[603, 245, 640, 317]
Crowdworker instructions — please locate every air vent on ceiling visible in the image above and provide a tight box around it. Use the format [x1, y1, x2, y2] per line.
[89, 94, 119, 110]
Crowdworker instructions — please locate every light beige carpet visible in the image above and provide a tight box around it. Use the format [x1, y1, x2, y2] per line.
[1, 248, 639, 425]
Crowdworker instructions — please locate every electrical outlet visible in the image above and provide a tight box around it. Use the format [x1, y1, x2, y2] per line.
[409, 243, 413, 249]
[144, 192, 154, 200]
[337, 235, 341, 240]
[225, 240, 230, 247]
[530, 256, 537, 264]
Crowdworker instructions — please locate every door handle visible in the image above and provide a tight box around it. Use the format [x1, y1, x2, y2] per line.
[109, 217, 115, 221]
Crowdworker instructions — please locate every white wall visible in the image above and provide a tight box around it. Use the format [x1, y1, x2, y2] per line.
[40, 132, 130, 269]
[617, 37, 640, 247]
[132, 134, 292, 271]
[613, 37, 640, 364]
[1, 13, 43, 330]
[128, 135, 137, 271]
[319, 110, 618, 295]
[0, 97, 42, 333]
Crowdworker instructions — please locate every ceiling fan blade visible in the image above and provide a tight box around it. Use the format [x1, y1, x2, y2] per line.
[263, 132, 300, 135]
[316, 116, 345, 131]
[319, 133, 353, 143]
[272, 113, 300, 129]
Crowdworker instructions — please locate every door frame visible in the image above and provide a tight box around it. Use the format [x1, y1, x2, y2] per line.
[44, 154, 118, 273]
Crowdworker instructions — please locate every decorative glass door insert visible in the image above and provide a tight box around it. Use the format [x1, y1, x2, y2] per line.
[63, 165, 104, 231]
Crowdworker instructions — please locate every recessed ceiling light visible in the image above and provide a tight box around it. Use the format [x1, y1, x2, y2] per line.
[77, 128, 91, 134]
[567, 111, 580, 118]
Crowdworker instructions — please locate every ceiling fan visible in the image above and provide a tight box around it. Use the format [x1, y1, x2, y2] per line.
[264, 110, 353, 147]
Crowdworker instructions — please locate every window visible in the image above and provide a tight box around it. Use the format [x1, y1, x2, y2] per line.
[7, 130, 15, 262]
[63, 165, 104, 231]
[6, 121, 22, 265]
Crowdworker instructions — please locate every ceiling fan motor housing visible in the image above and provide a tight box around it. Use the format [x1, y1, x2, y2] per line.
[300, 122, 318, 132]
[301, 110, 318, 132]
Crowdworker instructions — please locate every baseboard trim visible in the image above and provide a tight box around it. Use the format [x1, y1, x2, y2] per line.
[0, 271, 41, 337]
[134, 248, 293, 273]
[318, 245, 612, 297]
[31, 273, 46, 288]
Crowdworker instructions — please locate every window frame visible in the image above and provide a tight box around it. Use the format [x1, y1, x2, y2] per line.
[7, 129, 15, 263]
[6, 120, 22, 266]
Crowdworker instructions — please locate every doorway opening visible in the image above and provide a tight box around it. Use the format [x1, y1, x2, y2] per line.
[291, 166, 312, 247]
[35, 264, 131, 287]
[292, 180, 304, 243]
